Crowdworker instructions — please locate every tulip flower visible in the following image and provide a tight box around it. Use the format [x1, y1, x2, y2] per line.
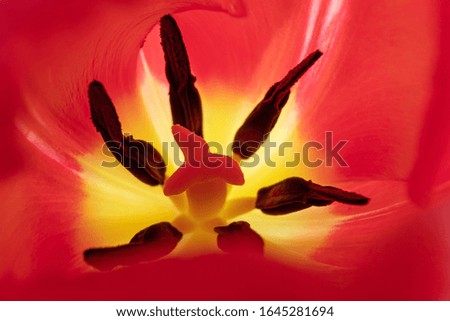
[1, 0, 450, 300]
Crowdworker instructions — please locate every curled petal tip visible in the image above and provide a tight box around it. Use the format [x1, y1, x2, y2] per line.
[219, 0, 246, 17]
[194, 0, 246, 17]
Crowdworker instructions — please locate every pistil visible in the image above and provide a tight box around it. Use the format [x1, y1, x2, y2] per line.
[164, 125, 244, 219]
[186, 178, 228, 218]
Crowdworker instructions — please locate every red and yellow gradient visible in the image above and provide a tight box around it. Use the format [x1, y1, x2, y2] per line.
[1, 0, 450, 299]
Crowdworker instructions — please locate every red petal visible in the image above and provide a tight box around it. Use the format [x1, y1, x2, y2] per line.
[296, 1, 440, 183]
[1, 254, 342, 300]
[0, 0, 244, 161]
[408, 2, 450, 204]
[313, 181, 450, 299]
[0, 64, 24, 178]
[0, 140, 84, 278]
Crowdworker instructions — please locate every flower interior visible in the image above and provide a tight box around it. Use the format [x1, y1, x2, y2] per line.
[81, 15, 369, 271]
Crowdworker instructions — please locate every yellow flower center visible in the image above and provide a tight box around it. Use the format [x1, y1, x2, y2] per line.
[78, 15, 368, 271]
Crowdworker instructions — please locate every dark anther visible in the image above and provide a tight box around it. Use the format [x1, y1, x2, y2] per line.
[214, 221, 264, 255]
[88, 81, 122, 143]
[88, 80, 166, 186]
[160, 15, 203, 137]
[129, 222, 182, 244]
[232, 50, 322, 159]
[83, 222, 182, 271]
[256, 177, 370, 215]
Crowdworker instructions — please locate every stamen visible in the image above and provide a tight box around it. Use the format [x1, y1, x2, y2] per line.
[214, 221, 264, 255]
[84, 222, 182, 270]
[88, 80, 123, 143]
[88, 81, 166, 186]
[232, 50, 322, 159]
[160, 15, 203, 137]
[256, 177, 369, 215]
